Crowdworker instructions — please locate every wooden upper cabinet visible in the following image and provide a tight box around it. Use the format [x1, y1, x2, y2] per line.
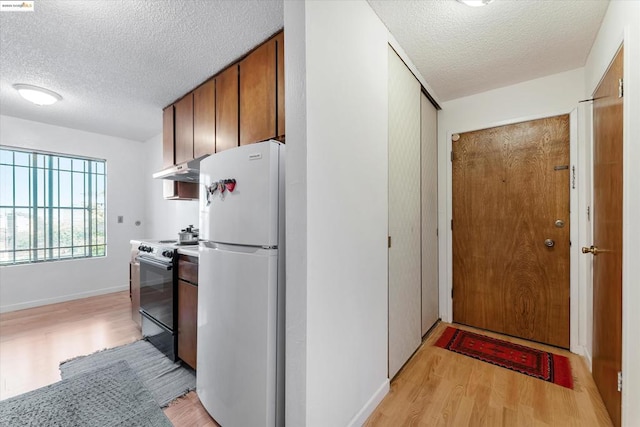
[276, 31, 285, 140]
[175, 92, 194, 164]
[193, 80, 215, 158]
[162, 105, 175, 167]
[216, 65, 239, 153]
[239, 38, 276, 146]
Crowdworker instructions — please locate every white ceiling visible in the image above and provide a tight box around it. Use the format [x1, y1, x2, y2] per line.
[0, 0, 609, 142]
[0, 0, 284, 142]
[368, 0, 609, 103]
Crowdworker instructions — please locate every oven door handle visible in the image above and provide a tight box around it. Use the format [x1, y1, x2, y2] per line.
[138, 256, 173, 270]
[139, 309, 173, 332]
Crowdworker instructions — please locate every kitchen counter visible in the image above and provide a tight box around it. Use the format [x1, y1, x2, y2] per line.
[177, 246, 199, 257]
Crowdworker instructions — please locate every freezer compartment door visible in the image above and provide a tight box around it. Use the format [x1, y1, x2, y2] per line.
[199, 140, 281, 247]
[197, 244, 279, 427]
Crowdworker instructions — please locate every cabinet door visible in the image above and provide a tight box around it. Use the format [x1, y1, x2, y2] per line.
[178, 280, 198, 370]
[216, 65, 239, 153]
[163, 180, 199, 200]
[162, 106, 175, 167]
[388, 47, 422, 379]
[194, 80, 215, 158]
[240, 38, 276, 146]
[421, 93, 439, 335]
[175, 92, 194, 164]
[275, 31, 285, 140]
[130, 262, 141, 327]
[178, 255, 198, 284]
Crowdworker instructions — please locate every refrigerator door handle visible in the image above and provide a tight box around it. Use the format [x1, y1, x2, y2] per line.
[200, 241, 277, 255]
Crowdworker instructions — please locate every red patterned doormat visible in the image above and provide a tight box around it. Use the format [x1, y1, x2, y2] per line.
[434, 326, 573, 389]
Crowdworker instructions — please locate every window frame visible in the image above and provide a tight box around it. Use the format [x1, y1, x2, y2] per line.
[0, 146, 107, 266]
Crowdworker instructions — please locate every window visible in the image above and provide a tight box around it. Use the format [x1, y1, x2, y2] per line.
[0, 147, 106, 265]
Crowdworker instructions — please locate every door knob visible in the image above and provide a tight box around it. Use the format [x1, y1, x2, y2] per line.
[544, 239, 555, 248]
[581, 245, 599, 255]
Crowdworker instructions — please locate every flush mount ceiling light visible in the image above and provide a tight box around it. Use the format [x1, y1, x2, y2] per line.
[13, 84, 62, 106]
[456, 0, 495, 6]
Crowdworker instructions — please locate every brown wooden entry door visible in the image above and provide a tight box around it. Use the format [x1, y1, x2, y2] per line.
[452, 115, 570, 348]
[589, 46, 623, 427]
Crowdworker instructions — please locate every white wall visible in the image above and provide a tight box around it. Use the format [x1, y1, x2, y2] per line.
[283, 1, 308, 425]
[285, 1, 390, 425]
[142, 133, 198, 239]
[583, 1, 640, 425]
[0, 115, 147, 312]
[437, 67, 586, 326]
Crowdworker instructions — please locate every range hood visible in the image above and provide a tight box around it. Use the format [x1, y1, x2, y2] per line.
[152, 155, 209, 183]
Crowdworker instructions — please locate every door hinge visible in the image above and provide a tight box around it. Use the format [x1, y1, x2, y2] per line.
[618, 371, 622, 392]
[618, 78, 624, 98]
[587, 206, 590, 222]
[388, 236, 391, 249]
[451, 219, 453, 230]
[450, 151, 454, 162]
[451, 287, 454, 299]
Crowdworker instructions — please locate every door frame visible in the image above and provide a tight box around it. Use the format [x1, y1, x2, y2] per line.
[619, 24, 640, 426]
[441, 110, 582, 353]
[598, 26, 640, 427]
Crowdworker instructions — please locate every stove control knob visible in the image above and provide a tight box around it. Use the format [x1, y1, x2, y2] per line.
[138, 245, 144, 251]
[163, 250, 174, 258]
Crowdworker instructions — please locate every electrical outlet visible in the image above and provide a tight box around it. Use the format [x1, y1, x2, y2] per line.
[117, 216, 123, 224]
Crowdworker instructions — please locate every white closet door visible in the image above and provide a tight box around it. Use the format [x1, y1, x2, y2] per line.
[388, 47, 421, 379]
[421, 93, 439, 334]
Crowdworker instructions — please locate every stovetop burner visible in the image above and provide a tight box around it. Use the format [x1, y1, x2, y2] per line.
[138, 240, 178, 262]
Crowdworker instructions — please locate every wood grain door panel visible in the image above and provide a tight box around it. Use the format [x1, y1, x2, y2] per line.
[193, 80, 215, 158]
[276, 31, 285, 140]
[175, 93, 194, 164]
[216, 65, 239, 153]
[240, 38, 276, 146]
[162, 105, 174, 167]
[592, 45, 623, 427]
[178, 280, 198, 370]
[452, 115, 570, 348]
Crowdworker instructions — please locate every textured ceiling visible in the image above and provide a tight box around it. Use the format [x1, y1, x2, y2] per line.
[368, 0, 609, 102]
[1, 1, 609, 142]
[0, 0, 283, 142]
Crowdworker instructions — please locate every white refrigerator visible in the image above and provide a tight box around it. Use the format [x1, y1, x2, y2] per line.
[197, 140, 284, 427]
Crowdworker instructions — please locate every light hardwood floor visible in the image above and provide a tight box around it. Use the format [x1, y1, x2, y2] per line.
[365, 322, 613, 427]
[0, 292, 612, 426]
[0, 291, 218, 426]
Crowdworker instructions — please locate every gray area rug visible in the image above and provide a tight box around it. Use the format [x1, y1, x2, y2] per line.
[60, 339, 195, 407]
[0, 360, 172, 427]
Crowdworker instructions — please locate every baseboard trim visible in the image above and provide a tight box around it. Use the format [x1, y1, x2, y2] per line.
[0, 286, 128, 313]
[582, 346, 593, 372]
[347, 378, 390, 427]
